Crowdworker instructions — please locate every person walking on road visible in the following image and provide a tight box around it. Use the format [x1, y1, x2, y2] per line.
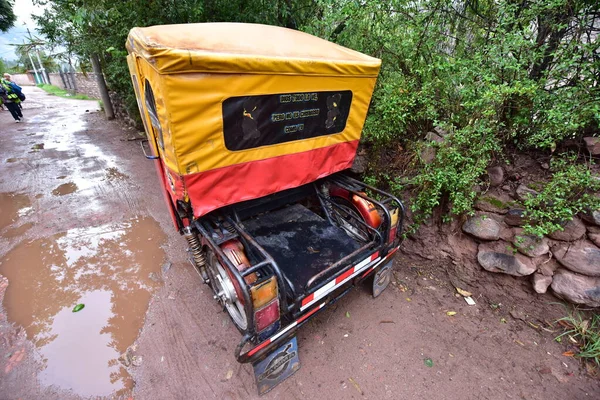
[0, 78, 24, 122]
[2, 74, 24, 108]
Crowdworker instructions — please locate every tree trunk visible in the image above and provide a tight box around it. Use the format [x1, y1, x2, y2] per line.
[90, 53, 115, 120]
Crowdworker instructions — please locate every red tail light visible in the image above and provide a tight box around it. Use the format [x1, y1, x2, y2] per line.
[251, 277, 280, 333]
[388, 225, 398, 242]
[254, 299, 280, 332]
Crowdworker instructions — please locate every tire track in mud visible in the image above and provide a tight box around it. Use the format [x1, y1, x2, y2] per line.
[104, 168, 142, 213]
[146, 296, 219, 398]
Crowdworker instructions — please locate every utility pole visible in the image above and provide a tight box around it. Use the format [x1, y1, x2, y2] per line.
[90, 53, 114, 120]
[26, 28, 49, 84]
[35, 49, 49, 84]
[27, 51, 42, 84]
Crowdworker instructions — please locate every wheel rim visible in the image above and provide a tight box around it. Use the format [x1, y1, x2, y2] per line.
[209, 253, 248, 330]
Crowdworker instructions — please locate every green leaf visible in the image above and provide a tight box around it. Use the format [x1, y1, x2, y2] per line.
[424, 358, 433, 367]
[72, 304, 85, 313]
[346, 311, 350, 318]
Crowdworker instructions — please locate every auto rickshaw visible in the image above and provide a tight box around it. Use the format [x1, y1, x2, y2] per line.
[126, 23, 404, 394]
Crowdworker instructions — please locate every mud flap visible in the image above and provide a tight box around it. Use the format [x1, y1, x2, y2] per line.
[372, 260, 393, 298]
[253, 336, 300, 395]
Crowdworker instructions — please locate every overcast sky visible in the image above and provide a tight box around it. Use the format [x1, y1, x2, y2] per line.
[0, 0, 45, 61]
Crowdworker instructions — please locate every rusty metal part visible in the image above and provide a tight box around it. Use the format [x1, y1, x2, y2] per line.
[183, 226, 209, 283]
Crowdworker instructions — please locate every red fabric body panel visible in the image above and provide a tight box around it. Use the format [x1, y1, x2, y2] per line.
[152, 159, 181, 229]
[184, 141, 359, 218]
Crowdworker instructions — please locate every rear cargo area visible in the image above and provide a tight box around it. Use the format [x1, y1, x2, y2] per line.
[243, 204, 361, 297]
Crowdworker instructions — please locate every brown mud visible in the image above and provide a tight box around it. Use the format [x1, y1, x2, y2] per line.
[51, 182, 78, 196]
[0, 192, 31, 231]
[0, 86, 598, 400]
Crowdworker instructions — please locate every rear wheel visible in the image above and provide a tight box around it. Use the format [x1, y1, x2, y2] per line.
[206, 250, 248, 332]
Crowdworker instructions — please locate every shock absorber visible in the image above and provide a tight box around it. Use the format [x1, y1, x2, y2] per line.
[223, 221, 236, 235]
[183, 226, 209, 283]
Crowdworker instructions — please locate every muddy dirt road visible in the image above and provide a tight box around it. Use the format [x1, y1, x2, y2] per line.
[1, 87, 598, 399]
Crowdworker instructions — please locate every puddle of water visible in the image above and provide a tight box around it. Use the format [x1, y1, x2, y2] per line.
[51, 182, 78, 196]
[0, 216, 166, 397]
[0, 192, 31, 230]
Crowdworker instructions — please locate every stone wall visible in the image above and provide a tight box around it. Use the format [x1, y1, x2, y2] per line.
[48, 73, 64, 88]
[460, 180, 600, 307]
[10, 73, 35, 86]
[47, 72, 102, 100]
[402, 132, 600, 308]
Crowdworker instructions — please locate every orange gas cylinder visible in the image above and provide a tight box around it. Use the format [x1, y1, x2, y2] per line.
[351, 193, 382, 228]
[330, 186, 381, 228]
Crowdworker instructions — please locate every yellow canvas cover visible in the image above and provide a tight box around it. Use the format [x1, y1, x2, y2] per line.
[126, 23, 381, 217]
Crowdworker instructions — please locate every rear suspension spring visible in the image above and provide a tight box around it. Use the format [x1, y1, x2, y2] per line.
[183, 226, 209, 283]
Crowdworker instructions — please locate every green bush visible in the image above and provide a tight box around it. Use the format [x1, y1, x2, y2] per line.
[523, 156, 600, 237]
[306, 0, 599, 226]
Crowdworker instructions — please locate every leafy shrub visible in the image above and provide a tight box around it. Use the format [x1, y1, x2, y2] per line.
[522, 156, 600, 237]
[410, 121, 500, 224]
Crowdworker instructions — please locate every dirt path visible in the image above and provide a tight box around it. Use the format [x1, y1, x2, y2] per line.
[0, 87, 598, 399]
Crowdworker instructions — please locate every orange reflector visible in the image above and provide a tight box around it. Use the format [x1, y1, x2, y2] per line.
[255, 299, 280, 332]
[251, 277, 278, 309]
[390, 208, 399, 226]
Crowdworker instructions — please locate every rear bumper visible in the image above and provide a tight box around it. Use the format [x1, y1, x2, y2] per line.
[235, 246, 399, 363]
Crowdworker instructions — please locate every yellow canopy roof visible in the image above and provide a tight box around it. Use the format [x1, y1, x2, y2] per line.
[127, 23, 381, 76]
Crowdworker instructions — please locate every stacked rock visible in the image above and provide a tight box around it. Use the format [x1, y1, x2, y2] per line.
[463, 178, 600, 307]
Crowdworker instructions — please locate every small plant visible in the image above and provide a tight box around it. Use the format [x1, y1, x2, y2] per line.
[523, 155, 600, 237]
[556, 310, 600, 366]
[505, 244, 518, 255]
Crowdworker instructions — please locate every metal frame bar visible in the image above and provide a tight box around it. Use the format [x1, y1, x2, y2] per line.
[331, 174, 406, 238]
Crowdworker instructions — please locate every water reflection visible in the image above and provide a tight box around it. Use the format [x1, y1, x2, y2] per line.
[0, 192, 31, 231]
[0, 216, 166, 396]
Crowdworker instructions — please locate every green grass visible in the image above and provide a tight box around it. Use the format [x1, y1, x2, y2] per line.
[556, 309, 600, 368]
[37, 84, 94, 100]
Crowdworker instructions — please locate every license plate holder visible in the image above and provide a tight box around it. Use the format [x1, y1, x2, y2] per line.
[253, 336, 300, 395]
[373, 260, 393, 297]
